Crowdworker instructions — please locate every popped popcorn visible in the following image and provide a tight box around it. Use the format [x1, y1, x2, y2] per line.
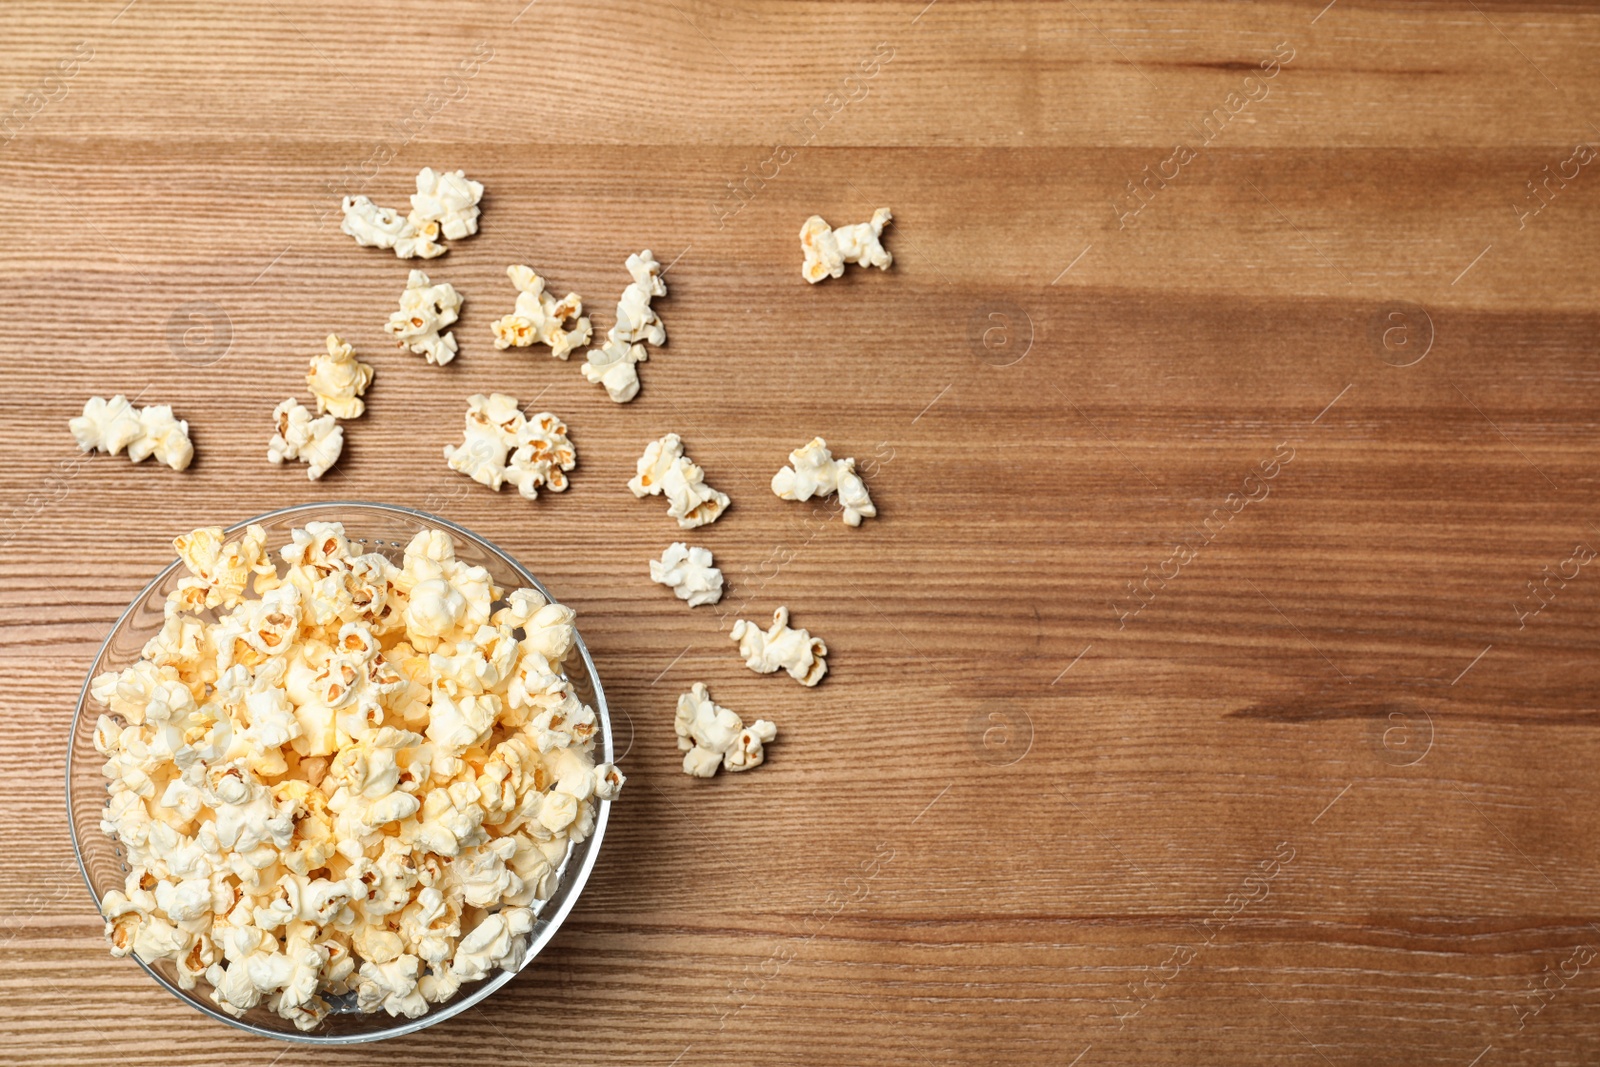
[92, 522, 622, 1029]
[442, 393, 577, 501]
[340, 196, 444, 260]
[609, 250, 667, 346]
[267, 398, 344, 481]
[627, 433, 728, 529]
[649, 543, 723, 607]
[674, 683, 777, 777]
[338, 167, 484, 258]
[800, 208, 893, 283]
[385, 269, 463, 366]
[581, 250, 666, 402]
[490, 265, 591, 360]
[581, 338, 646, 404]
[771, 437, 877, 527]
[409, 168, 484, 242]
[730, 606, 828, 686]
[70, 395, 195, 472]
[69, 394, 144, 454]
[129, 406, 196, 471]
[306, 334, 374, 420]
[168, 524, 272, 614]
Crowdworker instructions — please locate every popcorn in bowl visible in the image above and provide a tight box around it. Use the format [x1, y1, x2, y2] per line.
[87, 519, 622, 1032]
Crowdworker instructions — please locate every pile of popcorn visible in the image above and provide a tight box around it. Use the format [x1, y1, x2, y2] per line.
[90, 521, 622, 1029]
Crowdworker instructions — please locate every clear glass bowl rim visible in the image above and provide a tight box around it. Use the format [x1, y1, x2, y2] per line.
[65, 500, 614, 1044]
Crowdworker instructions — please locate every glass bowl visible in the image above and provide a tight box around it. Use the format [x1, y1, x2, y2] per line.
[66, 501, 615, 1043]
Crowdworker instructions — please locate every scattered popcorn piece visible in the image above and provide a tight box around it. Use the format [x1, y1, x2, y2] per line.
[268, 398, 344, 480]
[800, 208, 893, 283]
[443, 393, 576, 501]
[69, 395, 144, 454]
[610, 250, 667, 346]
[340, 196, 444, 259]
[658, 457, 728, 530]
[92, 521, 617, 1029]
[409, 168, 484, 242]
[580, 250, 666, 403]
[627, 434, 679, 497]
[771, 437, 877, 527]
[443, 392, 516, 492]
[490, 265, 591, 360]
[507, 412, 577, 501]
[70, 396, 194, 472]
[627, 434, 728, 529]
[730, 606, 827, 686]
[674, 683, 777, 777]
[385, 270, 462, 366]
[649, 543, 722, 607]
[338, 168, 484, 258]
[581, 338, 646, 403]
[306, 334, 374, 420]
[128, 405, 195, 471]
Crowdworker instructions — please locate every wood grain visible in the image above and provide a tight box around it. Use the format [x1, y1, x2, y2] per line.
[5, 0, 1600, 1063]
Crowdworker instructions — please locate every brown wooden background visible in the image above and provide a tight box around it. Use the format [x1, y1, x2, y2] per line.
[5, 0, 1600, 1063]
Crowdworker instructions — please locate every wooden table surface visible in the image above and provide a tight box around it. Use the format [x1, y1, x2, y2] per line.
[5, 0, 1600, 1063]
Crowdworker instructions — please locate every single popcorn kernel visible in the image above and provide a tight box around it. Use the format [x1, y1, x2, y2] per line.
[674, 682, 777, 777]
[442, 394, 577, 501]
[386, 269, 463, 366]
[306, 334, 374, 419]
[267, 398, 343, 480]
[490, 265, 592, 360]
[730, 606, 828, 686]
[800, 208, 893, 283]
[90, 522, 622, 1030]
[649, 543, 723, 607]
[627, 433, 728, 530]
[771, 436, 877, 527]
